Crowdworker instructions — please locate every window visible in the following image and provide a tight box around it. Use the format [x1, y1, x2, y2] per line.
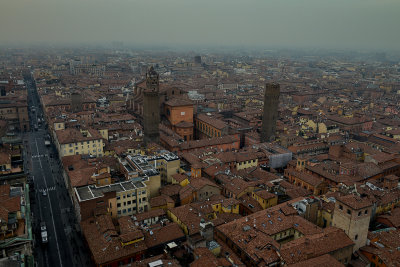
[358, 211, 362, 216]
[339, 205, 343, 210]
[355, 234, 358, 240]
[127, 201, 131, 205]
[347, 209, 351, 215]
[365, 209, 368, 215]
[123, 209, 126, 213]
[117, 203, 121, 208]
[116, 196, 120, 200]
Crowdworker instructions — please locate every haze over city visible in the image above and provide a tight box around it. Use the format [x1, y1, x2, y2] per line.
[1, 0, 400, 52]
[1, 1, 400, 267]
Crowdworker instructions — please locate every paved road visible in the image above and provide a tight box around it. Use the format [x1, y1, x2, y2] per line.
[24, 78, 92, 267]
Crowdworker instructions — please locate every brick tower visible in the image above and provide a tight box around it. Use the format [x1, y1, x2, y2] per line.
[143, 66, 160, 145]
[332, 195, 372, 252]
[261, 83, 280, 142]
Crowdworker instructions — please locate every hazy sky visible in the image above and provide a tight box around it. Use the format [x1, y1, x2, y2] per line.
[1, 0, 399, 51]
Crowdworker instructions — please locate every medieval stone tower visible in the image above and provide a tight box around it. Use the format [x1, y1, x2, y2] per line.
[71, 91, 83, 113]
[261, 83, 280, 142]
[332, 195, 372, 252]
[143, 66, 160, 145]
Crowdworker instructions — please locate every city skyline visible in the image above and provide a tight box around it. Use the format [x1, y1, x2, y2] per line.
[1, 0, 400, 52]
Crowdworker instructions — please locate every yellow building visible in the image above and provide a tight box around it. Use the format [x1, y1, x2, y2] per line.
[171, 173, 189, 187]
[211, 198, 240, 214]
[236, 158, 258, 170]
[148, 152, 180, 184]
[74, 180, 150, 219]
[115, 181, 149, 216]
[120, 155, 162, 198]
[92, 170, 112, 186]
[251, 190, 278, 209]
[55, 128, 104, 158]
[53, 121, 65, 130]
[317, 201, 335, 228]
[306, 119, 328, 134]
[98, 128, 108, 140]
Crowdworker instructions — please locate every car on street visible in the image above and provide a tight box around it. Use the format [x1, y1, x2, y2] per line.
[45, 139, 51, 146]
[40, 222, 48, 244]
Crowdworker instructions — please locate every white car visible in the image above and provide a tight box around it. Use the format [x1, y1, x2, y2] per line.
[40, 222, 48, 244]
[42, 190, 47, 196]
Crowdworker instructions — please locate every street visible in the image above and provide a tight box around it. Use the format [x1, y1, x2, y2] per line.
[24, 78, 92, 267]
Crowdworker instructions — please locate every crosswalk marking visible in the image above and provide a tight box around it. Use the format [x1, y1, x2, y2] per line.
[39, 186, 56, 193]
[32, 154, 47, 158]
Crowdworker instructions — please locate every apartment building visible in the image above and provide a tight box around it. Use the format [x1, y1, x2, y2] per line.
[74, 180, 149, 221]
[54, 128, 104, 158]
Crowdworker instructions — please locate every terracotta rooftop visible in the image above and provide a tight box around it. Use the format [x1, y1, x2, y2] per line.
[337, 194, 372, 210]
[280, 227, 354, 265]
[196, 113, 227, 130]
[56, 127, 103, 144]
[150, 194, 175, 208]
[133, 208, 165, 222]
[285, 168, 324, 187]
[286, 248, 345, 267]
[361, 228, 400, 267]
[144, 222, 184, 249]
[0, 185, 21, 224]
[81, 215, 147, 266]
[254, 189, 276, 200]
